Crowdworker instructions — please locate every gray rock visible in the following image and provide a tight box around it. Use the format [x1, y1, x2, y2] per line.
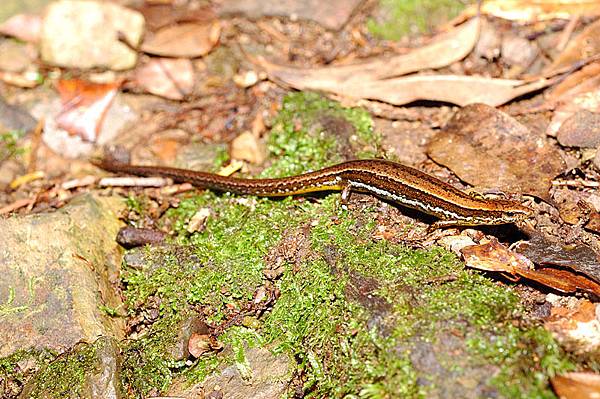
[217, 0, 362, 31]
[557, 109, 600, 148]
[40, 0, 144, 70]
[168, 347, 292, 399]
[0, 193, 125, 357]
[83, 337, 123, 399]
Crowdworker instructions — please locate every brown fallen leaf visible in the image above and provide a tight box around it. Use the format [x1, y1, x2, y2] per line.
[136, 2, 216, 31]
[465, 0, 600, 22]
[461, 238, 534, 273]
[133, 58, 195, 100]
[462, 239, 600, 296]
[552, 372, 600, 399]
[55, 79, 120, 142]
[261, 56, 554, 107]
[546, 19, 600, 75]
[141, 21, 221, 58]
[515, 234, 600, 285]
[546, 62, 600, 136]
[0, 13, 42, 43]
[427, 104, 564, 200]
[252, 18, 479, 86]
[0, 71, 42, 88]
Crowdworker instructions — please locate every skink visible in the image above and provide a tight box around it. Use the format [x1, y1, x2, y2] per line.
[93, 158, 532, 227]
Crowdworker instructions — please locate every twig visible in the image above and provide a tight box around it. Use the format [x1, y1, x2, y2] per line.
[0, 198, 35, 215]
[556, 14, 579, 52]
[98, 176, 170, 187]
[27, 117, 45, 173]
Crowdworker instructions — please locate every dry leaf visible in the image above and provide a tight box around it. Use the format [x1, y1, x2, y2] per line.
[462, 238, 534, 273]
[55, 79, 120, 142]
[262, 56, 553, 107]
[546, 62, 600, 136]
[462, 239, 600, 296]
[468, 0, 600, 22]
[137, 3, 216, 31]
[141, 21, 221, 58]
[552, 372, 600, 399]
[254, 18, 479, 86]
[0, 13, 42, 43]
[546, 19, 600, 75]
[427, 104, 564, 199]
[188, 333, 212, 358]
[0, 71, 41, 88]
[133, 58, 195, 100]
[515, 234, 600, 284]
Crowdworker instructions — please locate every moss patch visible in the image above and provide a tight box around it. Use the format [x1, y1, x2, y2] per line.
[17, 343, 97, 399]
[367, 0, 469, 40]
[113, 92, 575, 398]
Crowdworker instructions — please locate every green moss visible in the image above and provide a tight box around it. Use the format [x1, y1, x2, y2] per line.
[21, 343, 97, 398]
[0, 349, 56, 398]
[115, 92, 574, 398]
[468, 326, 574, 399]
[367, 0, 469, 40]
[263, 91, 379, 178]
[0, 130, 26, 163]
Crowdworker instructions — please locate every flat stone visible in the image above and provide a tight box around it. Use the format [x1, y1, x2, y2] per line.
[0, 194, 125, 357]
[217, 0, 362, 30]
[556, 109, 600, 148]
[168, 347, 292, 399]
[40, 0, 144, 70]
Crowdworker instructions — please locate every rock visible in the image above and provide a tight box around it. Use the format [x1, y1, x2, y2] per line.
[168, 347, 292, 399]
[83, 337, 123, 399]
[0, 194, 125, 357]
[165, 315, 210, 361]
[501, 33, 538, 68]
[217, 0, 363, 31]
[230, 131, 267, 164]
[0, 96, 37, 132]
[40, 0, 144, 70]
[556, 109, 600, 148]
[19, 336, 123, 399]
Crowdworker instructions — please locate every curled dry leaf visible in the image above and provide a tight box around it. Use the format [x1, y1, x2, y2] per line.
[427, 104, 564, 199]
[514, 234, 600, 284]
[188, 333, 212, 358]
[0, 13, 42, 43]
[254, 18, 479, 87]
[545, 18, 600, 75]
[55, 79, 120, 142]
[141, 21, 221, 58]
[462, 239, 600, 296]
[461, 238, 534, 273]
[133, 58, 195, 100]
[465, 0, 600, 22]
[546, 62, 600, 136]
[261, 57, 553, 107]
[552, 372, 600, 399]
